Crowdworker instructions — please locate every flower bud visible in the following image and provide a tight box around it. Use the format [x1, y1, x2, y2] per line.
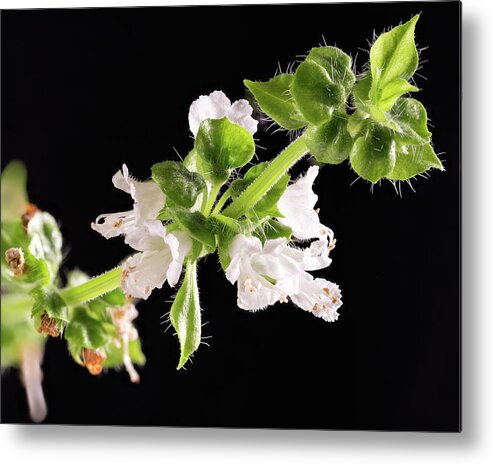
[5, 247, 25, 276]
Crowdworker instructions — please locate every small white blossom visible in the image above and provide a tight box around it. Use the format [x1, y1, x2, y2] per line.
[226, 234, 304, 311]
[92, 164, 165, 240]
[121, 220, 191, 300]
[188, 90, 258, 137]
[291, 272, 342, 323]
[107, 303, 141, 383]
[277, 166, 330, 241]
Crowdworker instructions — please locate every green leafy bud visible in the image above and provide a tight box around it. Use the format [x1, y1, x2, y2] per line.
[26, 212, 63, 278]
[292, 46, 355, 125]
[305, 111, 353, 164]
[65, 306, 113, 364]
[230, 162, 289, 220]
[195, 117, 256, 183]
[369, 15, 420, 108]
[170, 261, 201, 369]
[31, 286, 69, 335]
[350, 125, 396, 183]
[387, 143, 443, 180]
[151, 161, 206, 209]
[244, 74, 307, 130]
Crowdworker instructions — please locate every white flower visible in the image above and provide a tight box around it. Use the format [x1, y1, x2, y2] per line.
[92, 164, 165, 240]
[291, 272, 342, 323]
[121, 220, 191, 300]
[188, 90, 258, 137]
[277, 166, 330, 241]
[225, 234, 304, 311]
[107, 303, 141, 384]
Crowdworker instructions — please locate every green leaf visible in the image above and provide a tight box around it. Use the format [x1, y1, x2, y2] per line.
[26, 212, 63, 277]
[65, 306, 112, 364]
[168, 207, 216, 250]
[170, 261, 201, 369]
[208, 214, 242, 271]
[388, 97, 431, 146]
[305, 111, 352, 164]
[31, 285, 69, 333]
[350, 125, 396, 183]
[379, 78, 418, 112]
[369, 15, 420, 104]
[195, 118, 256, 183]
[254, 219, 292, 243]
[151, 161, 206, 209]
[1, 160, 28, 223]
[347, 110, 371, 139]
[387, 143, 443, 180]
[245, 74, 307, 130]
[229, 162, 289, 220]
[292, 46, 355, 125]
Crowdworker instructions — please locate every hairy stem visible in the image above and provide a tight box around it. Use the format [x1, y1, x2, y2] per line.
[60, 266, 122, 305]
[221, 136, 309, 219]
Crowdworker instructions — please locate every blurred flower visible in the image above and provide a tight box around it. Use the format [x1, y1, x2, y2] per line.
[188, 90, 258, 137]
[107, 303, 141, 383]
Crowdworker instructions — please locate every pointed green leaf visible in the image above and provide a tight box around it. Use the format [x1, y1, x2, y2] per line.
[370, 15, 420, 103]
[170, 261, 201, 369]
[350, 125, 396, 183]
[152, 161, 206, 209]
[245, 74, 307, 130]
[379, 78, 418, 112]
[168, 207, 216, 250]
[254, 219, 292, 243]
[387, 143, 443, 180]
[388, 97, 431, 146]
[305, 111, 352, 164]
[1, 160, 28, 223]
[195, 117, 256, 183]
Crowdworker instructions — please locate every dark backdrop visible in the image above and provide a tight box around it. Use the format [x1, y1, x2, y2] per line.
[1, 1, 461, 431]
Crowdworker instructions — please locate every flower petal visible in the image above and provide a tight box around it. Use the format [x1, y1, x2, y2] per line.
[277, 166, 324, 240]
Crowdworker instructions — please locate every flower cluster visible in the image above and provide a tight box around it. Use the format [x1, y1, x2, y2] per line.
[2, 15, 443, 421]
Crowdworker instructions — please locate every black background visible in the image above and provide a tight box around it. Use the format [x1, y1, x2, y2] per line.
[1, 2, 460, 431]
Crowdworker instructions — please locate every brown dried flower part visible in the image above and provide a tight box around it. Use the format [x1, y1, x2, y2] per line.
[37, 313, 60, 337]
[82, 348, 106, 376]
[5, 247, 25, 276]
[22, 203, 39, 228]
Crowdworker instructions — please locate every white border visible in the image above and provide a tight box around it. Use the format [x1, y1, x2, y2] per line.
[2, 0, 493, 463]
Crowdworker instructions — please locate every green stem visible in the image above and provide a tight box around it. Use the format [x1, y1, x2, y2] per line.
[1, 267, 123, 322]
[59, 266, 122, 305]
[212, 190, 231, 215]
[222, 136, 309, 219]
[203, 182, 222, 216]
